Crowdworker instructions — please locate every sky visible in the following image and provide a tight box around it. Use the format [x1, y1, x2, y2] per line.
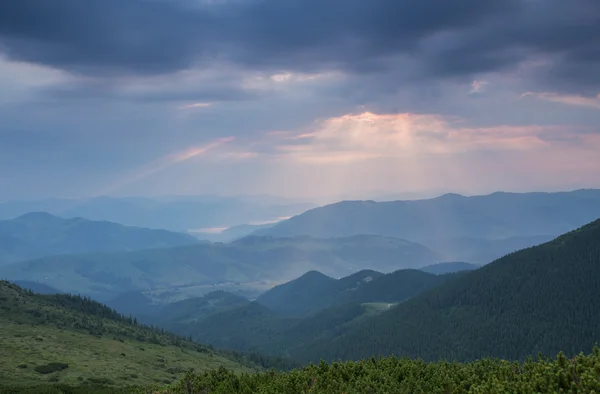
[1, 0, 600, 201]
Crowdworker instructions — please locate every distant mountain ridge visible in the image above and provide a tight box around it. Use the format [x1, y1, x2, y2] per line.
[255, 189, 600, 262]
[0, 212, 199, 264]
[0, 234, 439, 301]
[0, 195, 315, 232]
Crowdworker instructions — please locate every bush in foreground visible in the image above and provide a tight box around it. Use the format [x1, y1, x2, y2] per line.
[3, 348, 600, 393]
[158, 347, 600, 394]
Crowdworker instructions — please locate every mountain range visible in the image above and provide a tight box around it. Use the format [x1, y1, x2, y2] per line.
[140, 218, 600, 365]
[2, 204, 599, 392]
[0, 234, 439, 301]
[255, 189, 600, 263]
[0, 195, 314, 233]
[141, 268, 466, 355]
[0, 212, 198, 265]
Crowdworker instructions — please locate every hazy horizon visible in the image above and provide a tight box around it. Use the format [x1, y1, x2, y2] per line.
[2, 186, 600, 206]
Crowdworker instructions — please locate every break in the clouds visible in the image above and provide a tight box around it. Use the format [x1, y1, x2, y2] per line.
[0, 0, 599, 200]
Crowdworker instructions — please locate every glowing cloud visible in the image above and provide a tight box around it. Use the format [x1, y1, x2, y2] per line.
[246, 111, 600, 199]
[179, 102, 213, 110]
[270, 112, 562, 164]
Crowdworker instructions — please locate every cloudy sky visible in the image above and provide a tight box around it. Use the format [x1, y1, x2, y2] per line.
[1, 0, 599, 201]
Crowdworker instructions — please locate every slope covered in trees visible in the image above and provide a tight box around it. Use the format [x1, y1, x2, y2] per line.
[256, 269, 458, 317]
[295, 219, 600, 363]
[161, 269, 459, 357]
[0, 281, 251, 388]
[256, 270, 374, 317]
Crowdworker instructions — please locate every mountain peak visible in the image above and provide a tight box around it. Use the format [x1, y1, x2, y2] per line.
[14, 211, 61, 222]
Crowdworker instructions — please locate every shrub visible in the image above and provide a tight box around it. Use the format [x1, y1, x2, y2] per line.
[34, 363, 69, 374]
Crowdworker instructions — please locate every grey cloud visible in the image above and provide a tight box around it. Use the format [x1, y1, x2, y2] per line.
[0, 0, 516, 74]
[1, 0, 598, 92]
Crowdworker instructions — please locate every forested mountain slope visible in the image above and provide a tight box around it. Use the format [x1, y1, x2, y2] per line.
[149, 291, 250, 329]
[255, 270, 374, 317]
[160, 269, 460, 356]
[0, 281, 251, 387]
[256, 269, 458, 317]
[296, 218, 600, 363]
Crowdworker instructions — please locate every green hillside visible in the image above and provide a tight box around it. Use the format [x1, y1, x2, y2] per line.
[0, 234, 438, 302]
[0, 281, 251, 389]
[295, 218, 600, 363]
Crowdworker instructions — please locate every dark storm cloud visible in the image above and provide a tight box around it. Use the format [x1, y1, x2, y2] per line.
[0, 0, 516, 74]
[0, 0, 598, 90]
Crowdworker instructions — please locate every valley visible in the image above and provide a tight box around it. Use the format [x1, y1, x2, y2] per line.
[1, 191, 599, 393]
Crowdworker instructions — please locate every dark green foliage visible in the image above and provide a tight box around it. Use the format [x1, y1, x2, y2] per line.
[156, 290, 249, 326]
[0, 384, 139, 393]
[343, 269, 463, 304]
[295, 218, 600, 363]
[33, 363, 69, 374]
[255, 270, 339, 316]
[157, 347, 600, 393]
[179, 301, 381, 359]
